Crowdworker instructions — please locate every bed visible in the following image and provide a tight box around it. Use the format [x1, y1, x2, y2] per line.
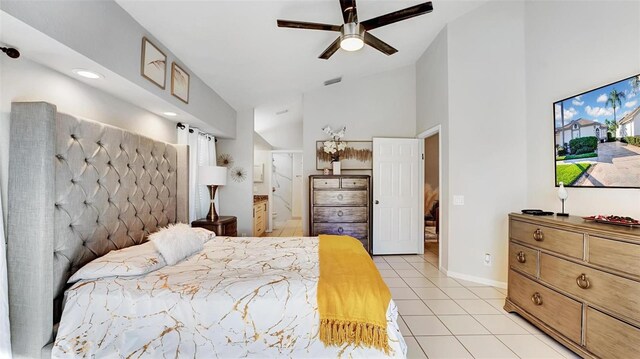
[7, 102, 405, 358]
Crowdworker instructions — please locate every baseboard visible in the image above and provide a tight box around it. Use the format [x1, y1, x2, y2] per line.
[446, 270, 507, 289]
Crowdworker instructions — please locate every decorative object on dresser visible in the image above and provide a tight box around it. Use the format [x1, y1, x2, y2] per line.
[556, 182, 569, 216]
[320, 125, 346, 174]
[191, 216, 238, 237]
[505, 213, 640, 359]
[198, 165, 227, 220]
[309, 175, 371, 252]
[171, 62, 190, 104]
[140, 37, 167, 88]
[316, 141, 373, 171]
[253, 196, 268, 237]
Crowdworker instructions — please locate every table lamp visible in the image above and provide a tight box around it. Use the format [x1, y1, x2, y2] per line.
[198, 166, 227, 220]
[557, 182, 569, 217]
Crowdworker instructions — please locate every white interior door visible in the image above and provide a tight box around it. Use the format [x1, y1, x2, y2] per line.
[372, 138, 422, 255]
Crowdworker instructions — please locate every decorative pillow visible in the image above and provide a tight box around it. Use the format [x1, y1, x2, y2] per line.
[192, 227, 216, 243]
[149, 223, 204, 265]
[68, 241, 165, 283]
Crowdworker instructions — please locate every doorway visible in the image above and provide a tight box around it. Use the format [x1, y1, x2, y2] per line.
[418, 126, 442, 269]
[268, 151, 303, 237]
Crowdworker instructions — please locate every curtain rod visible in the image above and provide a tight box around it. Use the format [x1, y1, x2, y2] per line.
[176, 122, 217, 142]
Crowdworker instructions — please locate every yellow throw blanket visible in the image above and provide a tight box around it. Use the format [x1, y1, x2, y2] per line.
[318, 235, 392, 353]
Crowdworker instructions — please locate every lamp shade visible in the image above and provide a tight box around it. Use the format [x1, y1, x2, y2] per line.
[198, 166, 227, 186]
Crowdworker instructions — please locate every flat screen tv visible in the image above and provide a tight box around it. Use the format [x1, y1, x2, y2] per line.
[554, 73, 640, 188]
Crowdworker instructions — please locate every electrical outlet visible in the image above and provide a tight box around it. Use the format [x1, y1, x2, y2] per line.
[484, 253, 492, 266]
[453, 195, 465, 206]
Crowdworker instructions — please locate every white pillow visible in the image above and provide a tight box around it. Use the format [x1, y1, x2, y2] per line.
[68, 241, 165, 283]
[192, 227, 216, 243]
[149, 223, 204, 265]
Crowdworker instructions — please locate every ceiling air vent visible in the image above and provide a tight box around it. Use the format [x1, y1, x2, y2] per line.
[324, 77, 342, 86]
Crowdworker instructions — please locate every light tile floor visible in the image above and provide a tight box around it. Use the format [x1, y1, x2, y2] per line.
[374, 253, 580, 359]
[265, 219, 303, 237]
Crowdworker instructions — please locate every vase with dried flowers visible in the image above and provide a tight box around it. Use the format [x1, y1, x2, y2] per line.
[322, 125, 346, 174]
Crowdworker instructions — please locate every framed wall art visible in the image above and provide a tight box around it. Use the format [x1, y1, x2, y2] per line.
[171, 62, 190, 104]
[140, 37, 167, 89]
[316, 140, 373, 170]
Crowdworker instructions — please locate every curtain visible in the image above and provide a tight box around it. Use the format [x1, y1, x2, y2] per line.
[177, 124, 217, 222]
[0, 191, 11, 357]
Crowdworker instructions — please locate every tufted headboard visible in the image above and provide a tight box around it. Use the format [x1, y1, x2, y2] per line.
[7, 102, 189, 358]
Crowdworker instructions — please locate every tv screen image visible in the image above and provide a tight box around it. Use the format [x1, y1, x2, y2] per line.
[554, 73, 640, 188]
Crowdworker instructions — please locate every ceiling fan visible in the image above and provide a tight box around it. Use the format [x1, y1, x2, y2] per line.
[277, 0, 433, 59]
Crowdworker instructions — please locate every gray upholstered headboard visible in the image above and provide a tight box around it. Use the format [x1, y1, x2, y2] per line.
[6, 102, 189, 358]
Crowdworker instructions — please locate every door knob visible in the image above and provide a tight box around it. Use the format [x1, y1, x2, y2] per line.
[375, 200, 379, 204]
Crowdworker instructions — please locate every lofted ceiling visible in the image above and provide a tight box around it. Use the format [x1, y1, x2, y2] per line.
[117, 1, 483, 109]
[117, 0, 484, 144]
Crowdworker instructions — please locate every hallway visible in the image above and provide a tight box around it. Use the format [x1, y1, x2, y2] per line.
[265, 219, 303, 237]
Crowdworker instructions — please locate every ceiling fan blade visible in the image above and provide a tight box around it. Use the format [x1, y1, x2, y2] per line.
[339, 0, 358, 24]
[364, 32, 398, 56]
[319, 37, 341, 60]
[277, 19, 342, 32]
[361, 1, 433, 31]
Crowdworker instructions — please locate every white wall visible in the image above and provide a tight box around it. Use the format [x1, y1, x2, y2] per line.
[446, 1, 527, 285]
[217, 109, 254, 236]
[0, 57, 177, 222]
[416, 26, 449, 268]
[525, 0, 640, 217]
[259, 122, 303, 150]
[302, 65, 417, 235]
[1, 0, 236, 137]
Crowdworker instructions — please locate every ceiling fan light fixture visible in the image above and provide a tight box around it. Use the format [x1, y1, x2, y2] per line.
[340, 35, 364, 52]
[340, 22, 364, 52]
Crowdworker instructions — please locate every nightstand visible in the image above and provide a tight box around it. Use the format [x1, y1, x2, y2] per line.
[191, 216, 237, 237]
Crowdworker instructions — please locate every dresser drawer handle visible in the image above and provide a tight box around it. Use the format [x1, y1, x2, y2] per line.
[337, 194, 344, 200]
[337, 227, 344, 234]
[576, 273, 591, 289]
[516, 251, 526, 263]
[533, 228, 544, 241]
[337, 210, 344, 217]
[531, 292, 543, 306]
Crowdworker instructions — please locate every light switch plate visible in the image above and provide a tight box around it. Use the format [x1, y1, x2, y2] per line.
[453, 195, 465, 206]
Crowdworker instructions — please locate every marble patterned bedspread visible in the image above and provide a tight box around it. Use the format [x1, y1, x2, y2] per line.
[53, 236, 406, 358]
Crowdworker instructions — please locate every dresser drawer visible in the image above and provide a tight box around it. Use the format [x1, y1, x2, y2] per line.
[313, 207, 368, 223]
[313, 223, 368, 240]
[586, 308, 640, 359]
[314, 191, 367, 206]
[540, 253, 640, 323]
[508, 270, 582, 343]
[341, 178, 368, 189]
[313, 178, 340, 189]
[589, 236, 640, 278]
[510, 220, 584, 259]
[509, 242, 538, 277]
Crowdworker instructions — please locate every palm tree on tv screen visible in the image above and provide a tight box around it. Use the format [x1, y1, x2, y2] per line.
[605, 89, 626, 125]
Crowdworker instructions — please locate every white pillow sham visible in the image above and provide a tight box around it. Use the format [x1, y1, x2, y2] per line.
[149, 223, 204, 265]
[68, 241, 165, 283]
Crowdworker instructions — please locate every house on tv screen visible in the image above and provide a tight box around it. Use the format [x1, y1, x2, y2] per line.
[617, 106, 640, 138]
[555, 118, 607, 146]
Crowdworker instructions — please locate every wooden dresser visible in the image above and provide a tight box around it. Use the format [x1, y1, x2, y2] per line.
[505, 213, 640, 359]
[253, 197, 268, 237]
[309, 175, 371, 252]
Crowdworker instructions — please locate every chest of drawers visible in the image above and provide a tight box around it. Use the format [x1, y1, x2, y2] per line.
[505, 214, 640, 359]
[309, 175, 371, 252]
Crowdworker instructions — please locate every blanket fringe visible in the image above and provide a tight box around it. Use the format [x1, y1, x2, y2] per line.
[319, 319, 390, 354]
